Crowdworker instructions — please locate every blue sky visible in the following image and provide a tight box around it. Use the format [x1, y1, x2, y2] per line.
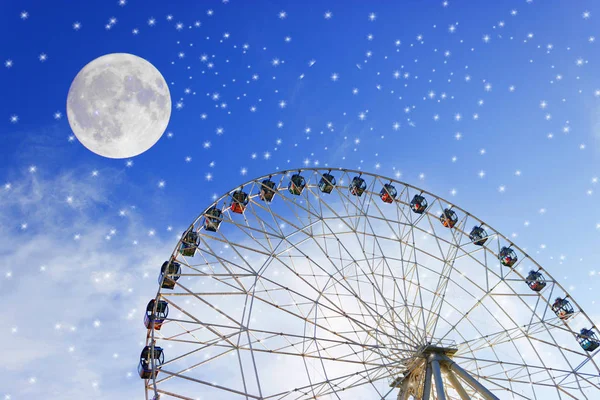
[1, 0, 600, 399]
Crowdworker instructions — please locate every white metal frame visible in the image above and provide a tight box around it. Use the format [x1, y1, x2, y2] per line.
[143, 168, 600, 400]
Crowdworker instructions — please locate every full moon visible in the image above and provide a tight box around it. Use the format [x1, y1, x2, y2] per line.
[66, 53, 171, 159]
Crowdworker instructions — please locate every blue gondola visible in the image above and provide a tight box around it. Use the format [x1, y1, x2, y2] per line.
[499, 246, 517, 267]
[469, 226, 488, 246]
[318, 173, 336, 194]
[204, 207, 222, 232]
[259, 179, 276, 202]
[288, 173, 306, 195]
[525, 270, 546, 292]
[138, 345, 164, 379]
[577, 328, 600, 352]
[410, 194, 427, 214]
[380, 183, 397, 204]
[179, 229, 198, 257]
[144, 299, 169, 330]
[349, 176, 367, 196]
[159, 260, 181, 290]
[440, 208, 458, 228]
[551, 297, 574, 320]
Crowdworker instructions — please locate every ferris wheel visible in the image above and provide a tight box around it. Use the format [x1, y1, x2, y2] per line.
[138, 168, 600, 400]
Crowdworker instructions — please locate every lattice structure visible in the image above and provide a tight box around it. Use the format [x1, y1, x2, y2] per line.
[140, 168, 600, 400]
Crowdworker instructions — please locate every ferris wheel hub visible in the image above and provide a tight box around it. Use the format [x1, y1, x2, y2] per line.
[418, 343, 459, 358]
[392, 343, 499, 400]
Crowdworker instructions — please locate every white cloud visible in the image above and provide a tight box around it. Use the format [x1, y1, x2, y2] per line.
[0, 167, 174, 399]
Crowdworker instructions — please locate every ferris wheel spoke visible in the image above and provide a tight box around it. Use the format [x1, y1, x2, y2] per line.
[246, 272, 417, 352]
[158, 294, 244, 353]
[273, 184, 424, 348]
[229, 205, 283, 254]
[194, 231, 266, 274]
[307, 177, 427, 346]
[263, 363, 394, 400]
[246, 326, 404, 360]
[151, 387, 196, 400]
[151, 331, 249, 387]
[158, 367, 264, 399]
[357, 179, 433, 346]
[454, 318, 572, 354]
[452, 355, 600, 395]
[391, 185, 427, 336]
[424, 202, 469, 341]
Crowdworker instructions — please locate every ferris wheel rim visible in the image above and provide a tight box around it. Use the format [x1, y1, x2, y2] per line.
[144, 167, 600, 399]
